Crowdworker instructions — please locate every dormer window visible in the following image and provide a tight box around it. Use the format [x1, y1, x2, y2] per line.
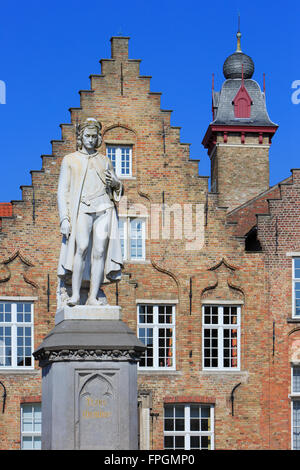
[233, 85, 252, 118]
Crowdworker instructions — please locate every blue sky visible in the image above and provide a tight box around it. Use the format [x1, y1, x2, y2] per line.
[0, 0, 299, 201]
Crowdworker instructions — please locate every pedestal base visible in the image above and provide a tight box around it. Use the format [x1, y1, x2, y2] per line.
[55, 304, 122, 324]
[33, 306, 145, 450]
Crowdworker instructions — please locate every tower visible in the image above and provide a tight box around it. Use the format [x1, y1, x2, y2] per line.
[202, 29, 278, 211]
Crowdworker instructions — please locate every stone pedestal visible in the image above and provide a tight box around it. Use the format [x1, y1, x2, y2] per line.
[33, 306, 145, 450]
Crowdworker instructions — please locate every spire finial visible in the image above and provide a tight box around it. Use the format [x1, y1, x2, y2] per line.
[236, 13, 242, 52]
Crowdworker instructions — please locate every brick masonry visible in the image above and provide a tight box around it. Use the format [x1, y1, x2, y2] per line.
[0, 36, 299, 450]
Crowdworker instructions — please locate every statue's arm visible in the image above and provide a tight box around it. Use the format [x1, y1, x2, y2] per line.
[57, 157, 71, 225]
[107, 158, 123, 202]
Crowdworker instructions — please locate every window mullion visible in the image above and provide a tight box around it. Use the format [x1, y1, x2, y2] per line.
[153, 306, 158, 369]
[218, 307, 223, 369]
[185, 405, 190, 450]
[12, 303, 17, 368]
[153, 326, 158, 369]
[119, 147, 123, 177]
[127, 217, 130, 260]
[124, 217, 128, 261]
[237, 307, 241, 369]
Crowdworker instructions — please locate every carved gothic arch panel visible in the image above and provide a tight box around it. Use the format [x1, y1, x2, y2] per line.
[0, 249, 39, 289]
[195, 257, 245, 304]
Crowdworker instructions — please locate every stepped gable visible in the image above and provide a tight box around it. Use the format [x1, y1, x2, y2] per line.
[257, 169, 300, 254]
[227, 176, 292, 238]
[1, 36, 206, 232]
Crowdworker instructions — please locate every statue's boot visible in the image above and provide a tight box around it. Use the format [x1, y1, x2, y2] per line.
[67, 295, 80, 306]
[86, 296, 108, 306]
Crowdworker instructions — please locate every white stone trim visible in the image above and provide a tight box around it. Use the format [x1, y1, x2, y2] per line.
[0, 296, 38, 301]
[202, 299, 244, 305]
[217, 143, 270, 149]
[136, 299, 178, 304]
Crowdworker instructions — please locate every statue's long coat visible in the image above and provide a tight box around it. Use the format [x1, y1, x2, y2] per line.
[57, 150, 123, 283]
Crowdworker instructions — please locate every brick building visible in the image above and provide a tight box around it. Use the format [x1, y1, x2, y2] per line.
[0, 33, 299, 450]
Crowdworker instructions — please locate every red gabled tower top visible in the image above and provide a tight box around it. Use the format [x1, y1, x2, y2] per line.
[232, 64, 252, 118]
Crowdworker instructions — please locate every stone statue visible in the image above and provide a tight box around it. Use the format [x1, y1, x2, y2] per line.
[57, 118, 123, 306]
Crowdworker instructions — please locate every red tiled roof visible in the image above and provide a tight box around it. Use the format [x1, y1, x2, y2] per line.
[0, 203, 12, 217]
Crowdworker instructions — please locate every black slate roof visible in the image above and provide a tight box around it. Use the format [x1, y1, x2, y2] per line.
[212, 78, 278, 127]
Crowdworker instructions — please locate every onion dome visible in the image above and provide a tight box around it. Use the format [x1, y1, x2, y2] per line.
[223, 30, 254, 79]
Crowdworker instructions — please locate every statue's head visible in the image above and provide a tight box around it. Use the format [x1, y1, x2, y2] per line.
[77, 118, 102, 151]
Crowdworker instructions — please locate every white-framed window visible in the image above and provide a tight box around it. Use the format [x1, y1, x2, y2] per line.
[0, 301, 34, 369]
[21, 403, 42, 450]
[164, 403, 214, 450]
[119, 217, 146, 261]
[138, 304, 175, 370]
[106, 145, 132, 177]
[291, 366, 300, 450]
[293, 258, 300, 318]
[202, 305, 240, 370]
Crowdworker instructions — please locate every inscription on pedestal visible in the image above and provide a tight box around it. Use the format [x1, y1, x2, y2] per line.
[75, 369, 119, 449]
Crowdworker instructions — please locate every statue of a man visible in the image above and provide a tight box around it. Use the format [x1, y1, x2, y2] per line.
[57, 118, 123, 306]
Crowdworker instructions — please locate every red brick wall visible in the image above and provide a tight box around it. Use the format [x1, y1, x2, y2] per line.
[257, 169, 300, 449]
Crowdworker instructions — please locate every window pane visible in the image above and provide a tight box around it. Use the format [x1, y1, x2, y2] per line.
[22, 405, 33, 432]
[158, 328, 173, 368]
[106, 146, 116, 170]
[164, 404, 213, 451]
[175, 418, 184, 431]
[191, 419, 200, 431]
[164, 419, 174, 431]
[121, 147, 131, 176]
[130, 219, 144, 259]
[138, 304, 175, 369]
[0, 302, 33, 368]
[293, 401, 300, 450]
[203, 305, 239, 369]
[223, 328, 238, 368]
[158, 305, 173, 324]
[21, 404, 42, 450]
[0, 303, 11, 322]
[204, 328, 218, 368]
[22, 436, 33, 450]
[34, 407, 42, 432]
[204, 306, 218, 324]
[201, 407, 210, 418]
[174, 436, 185, 449]
[223, 306, 237, 325]
[164, 436, 174, 449]
[0, 326, 11, 366]
[17, 303, 32, 323]
[33, 437, 42, 450]
[190, 436, 200, 449]
[201, 436, 211, 450]
[138, 305, 153, 324]
[16, 326, 32, 367]
[294, 258, 300, 271]
[138, 327, 153, 367]
[293, 367, 300, 394]
[295, 282, 300, 316]
[175, 406, 184, 418]
[118, 218, 125, 259]
[164, 405, 174, 418]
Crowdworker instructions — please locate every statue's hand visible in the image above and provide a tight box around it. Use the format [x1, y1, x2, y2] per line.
[60, 219, 71, 239]
[105, 170, 120, 190]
